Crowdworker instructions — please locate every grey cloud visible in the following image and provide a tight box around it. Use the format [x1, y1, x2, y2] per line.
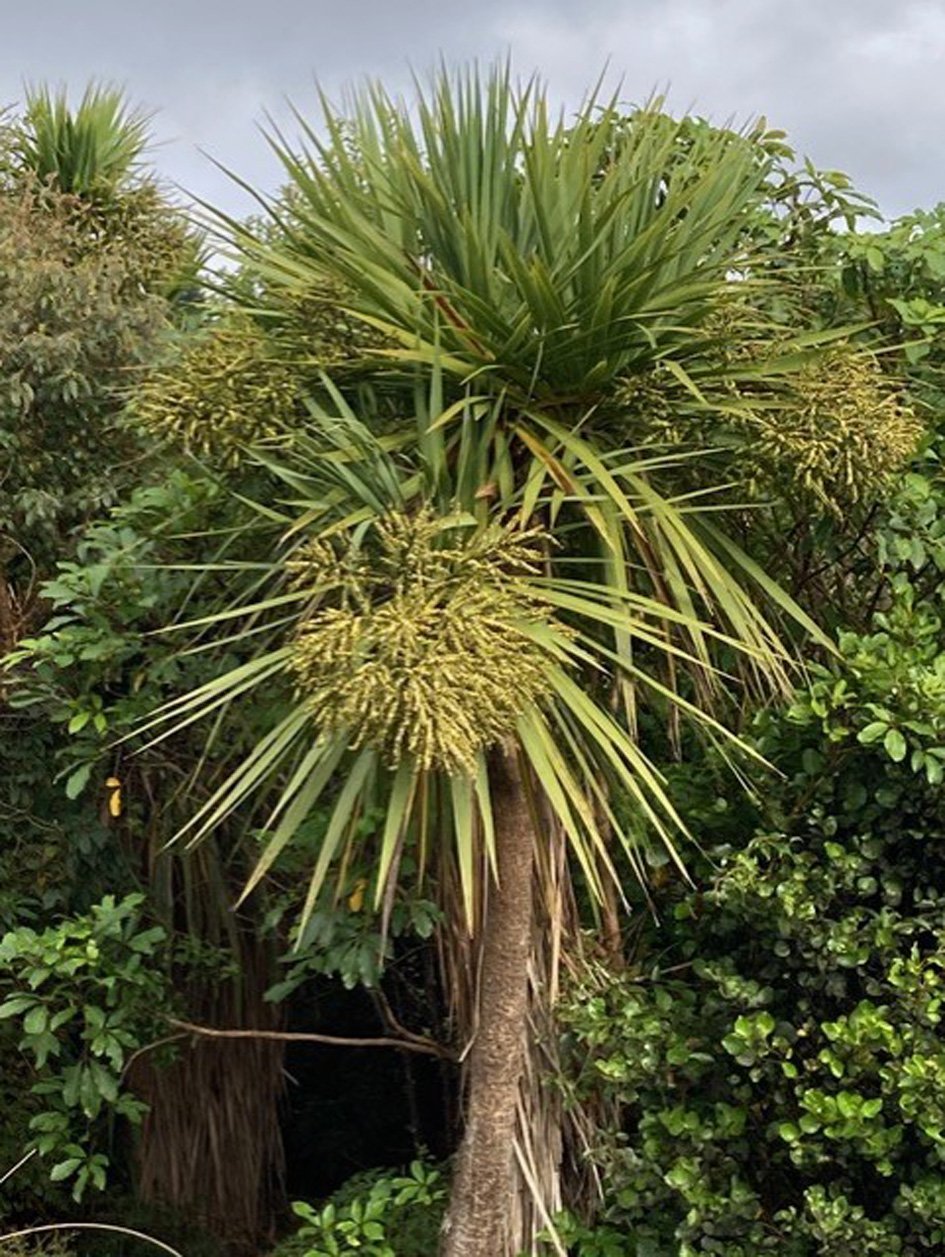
[2, 0, 945, 218]
[496, 0, 945, 214]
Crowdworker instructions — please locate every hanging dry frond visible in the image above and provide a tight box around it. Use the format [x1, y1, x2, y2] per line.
[288, 509, 558, 775]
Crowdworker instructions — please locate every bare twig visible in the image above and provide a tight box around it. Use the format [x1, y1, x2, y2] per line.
[372, 986, 443, 1051]
[0, 1223, 182, 1257]
[166, 1016, 454, 1060]
[120, 1032, 188, 1082]
[0, 1149, 36, 1189]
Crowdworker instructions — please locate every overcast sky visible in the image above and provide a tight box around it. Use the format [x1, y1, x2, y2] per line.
[3, 0, 944, 222]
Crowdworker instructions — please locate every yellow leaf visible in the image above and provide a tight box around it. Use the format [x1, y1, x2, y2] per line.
[348, 878, 366, 912]
[105, 776, 122, 818]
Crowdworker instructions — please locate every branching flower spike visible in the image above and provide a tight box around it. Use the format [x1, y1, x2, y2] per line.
[288, 509, 558, 775]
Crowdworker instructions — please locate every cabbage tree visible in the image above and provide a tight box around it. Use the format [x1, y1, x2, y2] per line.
[144, 69, 838, 1255]
[11, 82, 150, 201]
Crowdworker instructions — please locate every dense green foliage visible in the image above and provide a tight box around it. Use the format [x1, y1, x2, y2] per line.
[555, 705, 945, 1249]
[0, 895, 166, 1200]
[0, 155, 194, 562]
[548, 472, 945, 1252]
[278, 1162, 445, 1257]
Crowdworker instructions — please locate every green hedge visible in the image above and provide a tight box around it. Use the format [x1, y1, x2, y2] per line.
[557, 582, 945, 1254]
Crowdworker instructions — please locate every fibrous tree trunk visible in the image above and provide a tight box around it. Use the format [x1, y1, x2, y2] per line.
[133, 1015, 285, 1254]
[129, 841, 286, 1255]
[441, 747, 536, 1257]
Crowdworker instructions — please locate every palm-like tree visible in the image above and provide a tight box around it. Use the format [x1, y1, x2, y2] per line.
[12, 82, 151, 200]
[146, 69, 829, 1255]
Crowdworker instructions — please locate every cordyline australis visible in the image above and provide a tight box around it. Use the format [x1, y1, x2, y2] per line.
[131, 63, 911, 1255]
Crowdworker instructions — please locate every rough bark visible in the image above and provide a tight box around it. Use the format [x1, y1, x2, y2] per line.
[132, 1027, 284, 1253]
[129, 870, 286, 1255]
[440, 747, 536, 1257]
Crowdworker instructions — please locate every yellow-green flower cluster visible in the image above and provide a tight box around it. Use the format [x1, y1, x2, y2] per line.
[745, 350, 923, 509]
[134, 322, 299, 466]
[618, 346, 922, 513]
[276, 280, 394, 367]
[288, 509, 556, 775]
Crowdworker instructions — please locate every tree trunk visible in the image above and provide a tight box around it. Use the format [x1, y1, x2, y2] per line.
[129, 844, 285, 1255]
[440, 747, 536, 1257]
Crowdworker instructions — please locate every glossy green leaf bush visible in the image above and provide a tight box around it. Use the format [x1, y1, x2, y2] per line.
[275, 1162, 445, 1257]
[0, 894, 168, 1201]
[554, 574, 945, 1253]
